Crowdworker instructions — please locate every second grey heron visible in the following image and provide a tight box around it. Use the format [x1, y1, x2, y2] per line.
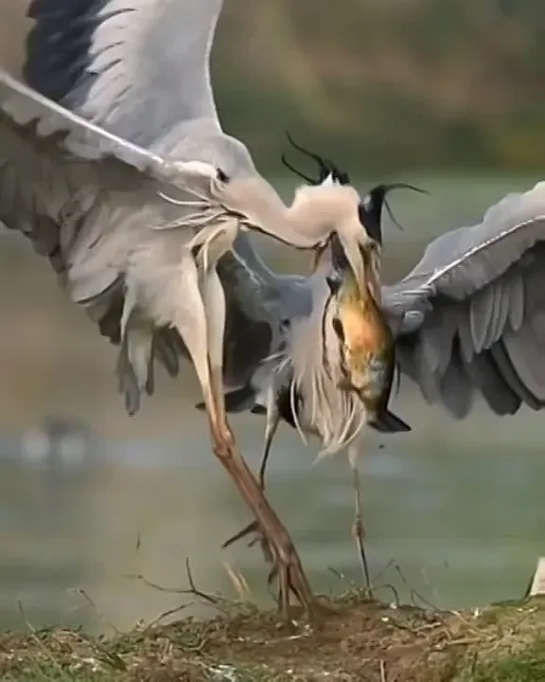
[219, 155, 545, 590]
[212, 148, 420, 588]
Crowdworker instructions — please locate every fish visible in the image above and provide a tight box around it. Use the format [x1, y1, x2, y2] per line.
[329, 254, 410, 434]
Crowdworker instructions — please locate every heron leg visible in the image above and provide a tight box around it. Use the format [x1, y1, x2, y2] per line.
[348, 446, 372, 593]
[196, 270, 314, 617]
[222, 396, 280, 550]
[221, 403, 303, 611]
[200, 268, 234, 445]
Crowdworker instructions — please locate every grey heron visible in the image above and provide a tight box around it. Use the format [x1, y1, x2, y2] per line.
[0, 0, 386, 617]
[220, 148, 545, 588]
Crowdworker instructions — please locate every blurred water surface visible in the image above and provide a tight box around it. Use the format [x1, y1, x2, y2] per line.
[1, 174, 544, 634]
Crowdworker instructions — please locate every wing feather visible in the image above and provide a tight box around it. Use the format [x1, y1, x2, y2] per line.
[0, 69, 313, 414]
[439, 346, 474, 419]
[0, 68, 221, 412]
[25, 0, 223, 151]
[465, 353, 520, 416]
[385, 182, 545, 418]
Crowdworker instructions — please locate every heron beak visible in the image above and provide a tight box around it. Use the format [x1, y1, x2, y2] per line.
[329, 226, 376, 300]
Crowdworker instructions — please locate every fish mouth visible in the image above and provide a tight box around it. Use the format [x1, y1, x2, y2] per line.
[337, 377, 353, 392]
[338, 367, 375, 404]
[337, 375, 366, 398]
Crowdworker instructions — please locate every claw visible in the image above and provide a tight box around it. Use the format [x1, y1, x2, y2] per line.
[222, 520, 260, 549]
[222, 520, 313, 619]
[223, 520, 274, 564]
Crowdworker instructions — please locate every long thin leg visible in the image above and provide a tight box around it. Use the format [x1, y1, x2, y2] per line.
[348, 445, 372, 593]
[200, 266, 232, 444]
[259, 389, 281, 488]
[222, 386, 281, 550]
[194, 268, 314, 616]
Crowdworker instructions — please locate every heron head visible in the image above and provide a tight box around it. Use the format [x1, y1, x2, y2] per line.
[280, 132, 426, 286]
[358, 182, 429, 245]
[281, 132, 355, 272]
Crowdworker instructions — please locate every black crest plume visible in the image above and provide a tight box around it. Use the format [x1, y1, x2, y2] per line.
[280, 133, 428, 245]
[281, 131, 350, 185]
[358, 183, 428, 245]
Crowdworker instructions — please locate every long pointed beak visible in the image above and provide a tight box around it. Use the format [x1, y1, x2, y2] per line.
[337, 233, 367, 299]
[329, 232, 358, 288]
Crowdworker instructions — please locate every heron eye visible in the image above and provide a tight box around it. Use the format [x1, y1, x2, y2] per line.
[326, 276, 341, 295]
[332, 317, 345, 343]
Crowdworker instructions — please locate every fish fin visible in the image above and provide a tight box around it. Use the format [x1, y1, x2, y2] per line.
[370, 409, 411, 433]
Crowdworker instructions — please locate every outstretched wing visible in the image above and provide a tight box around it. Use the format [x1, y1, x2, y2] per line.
[25, 0, 223, 152]
[0, 69, 193, 296]
[24, 0, 258, 179]
[0, 68, 227, 410]
[0, 69, 312, 414]
[23, 0, 370, 257]
[383, 182, 545, 418]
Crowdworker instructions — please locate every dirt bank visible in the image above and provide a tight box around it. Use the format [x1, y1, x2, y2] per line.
[1, 592, 544, 681]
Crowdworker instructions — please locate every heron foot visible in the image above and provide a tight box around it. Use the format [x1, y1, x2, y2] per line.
[223, 519, 318, 620]
[210, 426, 316, 620]
[223, 519, 270, 559]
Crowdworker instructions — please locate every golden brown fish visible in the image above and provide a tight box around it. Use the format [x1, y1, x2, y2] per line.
[329, 248, 410, 433]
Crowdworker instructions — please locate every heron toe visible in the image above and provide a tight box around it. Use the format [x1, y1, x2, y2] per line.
[222, 520, 316, 618]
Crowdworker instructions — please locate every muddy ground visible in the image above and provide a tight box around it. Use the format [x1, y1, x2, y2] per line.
[1, 590, 544, 681]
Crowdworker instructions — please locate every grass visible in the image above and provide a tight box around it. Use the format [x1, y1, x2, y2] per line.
[1, 589, 545, 682]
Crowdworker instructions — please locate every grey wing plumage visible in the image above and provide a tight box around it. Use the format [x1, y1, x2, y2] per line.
[217, 235, 313, 403]
[5, 0, 330, 414]
[0, 69, 176, 296]
[0, 68, 223, 413]
[23, 0, 366, 251]
[0, 68, 310, 415]
[24, 0, 256, 176]
[25, 0, 222, 150]
[383, 182, 545, 418]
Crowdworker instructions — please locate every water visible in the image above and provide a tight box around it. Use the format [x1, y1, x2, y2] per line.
[1, 173, 545, 634]
[2, 391, 545, 635]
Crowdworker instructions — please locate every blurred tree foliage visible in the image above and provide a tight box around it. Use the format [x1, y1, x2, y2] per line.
[1, 0, 545, 175]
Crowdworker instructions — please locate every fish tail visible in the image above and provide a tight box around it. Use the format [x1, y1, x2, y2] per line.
[369, 409, 411, 433]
